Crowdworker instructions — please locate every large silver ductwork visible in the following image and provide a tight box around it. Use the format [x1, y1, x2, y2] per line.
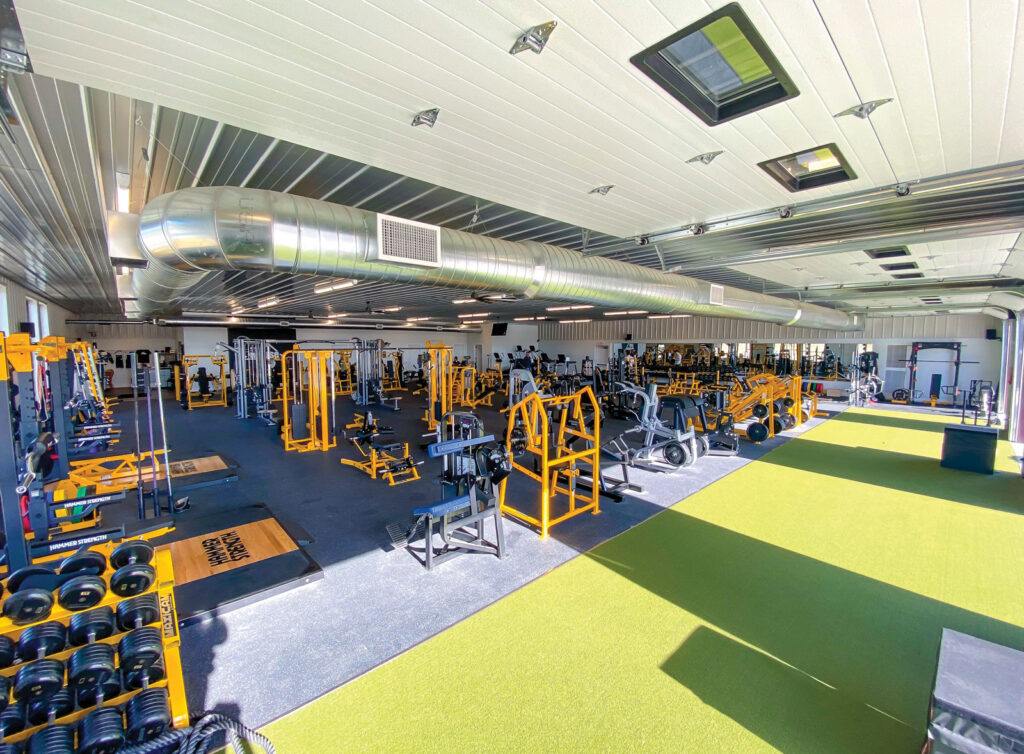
[132, 187, 860, 330]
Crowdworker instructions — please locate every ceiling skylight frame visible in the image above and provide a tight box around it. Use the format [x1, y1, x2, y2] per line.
[630, 2, 799, 126]
[758, 143, 857, 192]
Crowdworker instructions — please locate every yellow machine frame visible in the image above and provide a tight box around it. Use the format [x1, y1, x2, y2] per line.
[381, 349, 405, 391]
[499, 386, 601, 539]
[335, 349, 355, 393]
[178, 355, 228, 409]
[281, 348, 337, 453]
[422, 341, 453, 431]
[340, 439, 420, 486]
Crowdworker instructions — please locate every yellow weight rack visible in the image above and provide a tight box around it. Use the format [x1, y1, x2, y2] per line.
[0, 546, 187, 747]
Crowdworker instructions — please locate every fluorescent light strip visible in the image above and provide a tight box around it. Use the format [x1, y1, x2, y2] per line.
[603, 310, 648, 316]
[379, 306, 401, 313]
[559, 318, 591, 324]
[451, 298, 476, 304]
[313, 280, 358, 294]
[546, 304, 594, 312]
[462, 319, 486, 325]
[513, 316, 548, 322]
[457, 312, 489, 318]
[406, 317, 429, 322]
[648, 314, 693, 319]
[256, 297, 279, 309]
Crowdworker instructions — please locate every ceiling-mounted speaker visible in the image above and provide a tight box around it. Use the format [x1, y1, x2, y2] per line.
[985, 329, 999, 340]
[625, 333, 632, 341]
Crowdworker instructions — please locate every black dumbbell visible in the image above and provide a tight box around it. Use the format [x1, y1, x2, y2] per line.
[78, 706, 125, 754]
[16, 622, 66, 663]
[0, 677, 9, 715]
[58, 549, 106, 578]
[114, 595, 159, 633]
[108, 541, 156, 599]
[57, 574, 106, 612]
[2, 590, 53, 627]
[126, 687, 170, 744]
[0, 701, 24, 738]
[68, 607, 115, 648]
[26, 686, 73, 727]
[68, 644, 115, 698]
[13, 660, 63, 702]
[0, 743, 19, 754]
[0, 637, 14, 669]
[118, 628, 164, 691]
[27, 723, 74, 754]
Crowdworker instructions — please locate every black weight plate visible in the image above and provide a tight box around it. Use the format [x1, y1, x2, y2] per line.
[782, 396, 796, 408]
[114, 594, 159, 632]
[78, 706, 125, 754]
[695, 434, 710, 458]
[6, 567, 55, 593]
[68, 644, 115, 691]
[58, 549, 106, 577]
[769, 417, 784, 435]
[27, 686, 73, 726]
[126, 687, 170, 743]
[3, 589, 54, 626]
[746, 421, 769, 443]
[662, 442, 687, 468]
[0, 700, 24, 736]
[28, 723, 74, 754]
[109, 564, 155, 598]
[13, 659, 64, 701]
[0, 675, 9, 714]
[68, 606, 115, 647]
[109, 540, 154, 570]
[751, 404, 768, 419]
[57, 575, 106, 612]
[118, 628, 163, 677]
[123, 660, 165, 692]
[16, 622, 67, 662]
[0, 636, 14, 668]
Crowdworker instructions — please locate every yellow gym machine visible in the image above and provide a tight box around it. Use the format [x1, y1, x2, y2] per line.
[176, 355, 228, 409]
[382, 349, 405, 391]
[335, 349, 355, 393]
[340, 412, 421, 486]
[281, 348, 338, 453]
[421, 341, 453, 432]
[499, 386, 601, 539]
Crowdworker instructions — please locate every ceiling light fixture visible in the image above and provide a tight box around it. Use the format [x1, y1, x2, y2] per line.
[589, 184, 614, 196]
[379, 306, 402, 313]
[603, 310, 648, 316]
[559, 319, 592, 324]
[451, 298, 476, 304]
[115, 172, 131, 213]
[411, 108, 440, 128]
[686, 151, 723, 165]
[546, 304, 594, 312]
[314, 279, 358, 294]
[510, 20, 557, 55]
[256, 297, 279, 309]
[513, 316, 548, 322]
[457, 312, 489, 318]
[648, 314, 692, 319]
[406, 316, 429, 322]
[231, 306, 245, 315]
[833, 98, 893, 119]
[462, 319, 485, 325]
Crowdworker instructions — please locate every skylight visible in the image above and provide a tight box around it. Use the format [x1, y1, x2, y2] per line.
[880, 262, 918, 272]
[892, 273, 924, 280]
[865, 247, 910, 260]
[630, 3, 798, 126]
[759, 143, 856, 192]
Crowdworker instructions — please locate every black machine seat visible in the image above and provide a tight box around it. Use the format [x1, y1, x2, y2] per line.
[371, 441, 403, 452]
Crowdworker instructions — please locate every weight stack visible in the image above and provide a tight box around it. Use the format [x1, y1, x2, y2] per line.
[0, 545, 189, 748]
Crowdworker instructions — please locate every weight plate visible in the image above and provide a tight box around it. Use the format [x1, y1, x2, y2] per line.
[782, 396, 796, 408]
[58, 549, 106, 577]
[695, 434, 710, 458]
[67, 606, 115, 648]
[74, 673, 122, 709]
[3, 589, 54, 626]
[0, 676, 9, 714]
[0, 701, 24, 736]
[68, 643, 115, 692]
[13, 659, 64, 701]
[746, 421, 769, 443]
[126, 687, 170, 744]
[78, 706, 125, 754]
[123, 659, 165, 692]
[16, 622, 67, 662]
[770, 417, 784, 436]
[109, 563, 155, 598]
[57, 575, 106, 612]
[662, 442, 688, 468]
[115, 594, 159, 633]
[109, 540, 154, 570]
[0, 636, 14, 669]
[28, 723, 74, 754]
[27, 686, 73, 726]
[118, 627, 163, 678]
[751, 404, 768, 419]
[6, 566, 55, 594]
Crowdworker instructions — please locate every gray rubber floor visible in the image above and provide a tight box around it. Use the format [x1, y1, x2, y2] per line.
[102, 390, 841, 727]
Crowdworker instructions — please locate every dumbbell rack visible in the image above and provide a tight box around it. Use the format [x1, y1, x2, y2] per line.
[0, 547, 188, 747]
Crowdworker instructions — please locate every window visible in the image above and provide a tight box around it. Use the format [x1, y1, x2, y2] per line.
[630, 3, 798, 126]
[24, 297, 49, 342]
[865, 246, 910, 260]
[758, 143, 856, 192]
[0, 284, 7, 335]
[880, 262, 918, 272]
[38, 302, 49, 339]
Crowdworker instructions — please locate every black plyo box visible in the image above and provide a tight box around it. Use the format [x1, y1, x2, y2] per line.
[940, 424, 998, 475]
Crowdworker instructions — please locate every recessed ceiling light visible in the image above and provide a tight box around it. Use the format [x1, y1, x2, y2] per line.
[257, 296, 279, 309]
[514, 316, 548, 322]
[559, 319, 591, 324]
[546, 304, 594, 312]
[833, 98, 893, 119]
[589, 185, 614, 196]
[462, 319, 485, 325]
[603, 310, 647, 316]
[412, 108, 440, 128]
[686, 151, 723, 165]
[452, 298, 476, 304]
[510, 20, 557, 55]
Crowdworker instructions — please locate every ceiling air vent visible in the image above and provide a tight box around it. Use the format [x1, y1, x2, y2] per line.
[709, 283, 725, 306]
[372, 213, 441, 268]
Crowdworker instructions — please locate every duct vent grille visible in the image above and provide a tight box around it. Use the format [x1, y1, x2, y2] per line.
[373, 213, 441, 268]
[709, 283, 725, 306]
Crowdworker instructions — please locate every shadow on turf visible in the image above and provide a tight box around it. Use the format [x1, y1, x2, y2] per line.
[758, 439, 1023, 515]
[831, 411, 950, 434]
[587, 511, 1024, 753]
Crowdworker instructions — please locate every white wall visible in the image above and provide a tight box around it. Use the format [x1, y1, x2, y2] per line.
[0, 276, 75, 339]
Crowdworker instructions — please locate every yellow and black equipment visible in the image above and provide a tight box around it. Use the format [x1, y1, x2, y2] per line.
[352, 338, 400, 411]
[421, 341, 453, 432]
[335, 349, 355, 393]
[381, 349, 404, 391]
[281, 348, 338, 453]
[499, 386, 601, 539]
[340, 412, 421, 486]
[0, 539, 188, 747]
[176, 355, 228, 409]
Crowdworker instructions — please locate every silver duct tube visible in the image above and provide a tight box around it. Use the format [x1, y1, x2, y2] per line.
[132, 187, 860, 330]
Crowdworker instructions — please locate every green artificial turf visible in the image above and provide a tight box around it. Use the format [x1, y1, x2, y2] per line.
[264, 408, 1024, 753]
